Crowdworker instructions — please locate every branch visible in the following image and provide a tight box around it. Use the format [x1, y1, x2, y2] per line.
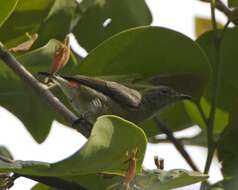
[154, 118, 200, 172]
[199, 0, 238, 25]
[0, 43, 91, 138]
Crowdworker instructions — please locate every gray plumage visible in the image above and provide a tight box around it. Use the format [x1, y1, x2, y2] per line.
[45, 74, 191, 125]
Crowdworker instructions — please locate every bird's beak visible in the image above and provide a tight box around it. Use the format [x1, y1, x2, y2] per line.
[177, 93, 192, 100]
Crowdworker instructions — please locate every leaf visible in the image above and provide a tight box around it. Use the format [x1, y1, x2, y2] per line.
[228, 0, 238, 7]
[0, 146, 13, 188]
[134, 169, 208, 190]
[195, 17, 223, 37]
[43, 115, 147, 176]
[73, 0, 152, 51]
[184, 98, 229, 134]
[0, 0, 55, 48]
[0, 146, 13, 160]
[0, 40, 77, 143]
[32, 0, 78, 49]
[32, 183, 54, 190]
[78, 26, 210, 98]
[24, 168, 207, 190]
[9, 33, 38, 53]
[0, 0, 18, 27]
[191, 27, 238, 133]
[75, 26, 210, 136]
[0, 116, 147, 176]
[217, 105, 238, 190]
[30, 169, 207, 190]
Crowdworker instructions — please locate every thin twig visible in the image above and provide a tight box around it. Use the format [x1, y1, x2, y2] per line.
[202, 0, 219, 177]
[0, 43, 91, 138]
[154, 118, 200, 172]
[200, 1, 224, 189]
[150, 132, 205, 146]
[199, 0, 238, 25]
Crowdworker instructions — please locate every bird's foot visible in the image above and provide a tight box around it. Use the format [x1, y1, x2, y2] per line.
[72, 116, 93, 137]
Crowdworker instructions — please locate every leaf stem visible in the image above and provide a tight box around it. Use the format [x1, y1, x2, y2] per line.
[0, 43, 91, 138]
[154, 118, 200, 172]
[202, 0, 219, 175]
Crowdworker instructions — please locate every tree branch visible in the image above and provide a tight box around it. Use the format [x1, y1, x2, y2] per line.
[199, 0, 238, 25]
[154, 118, 200, 172]
[0, 43, 91, 138]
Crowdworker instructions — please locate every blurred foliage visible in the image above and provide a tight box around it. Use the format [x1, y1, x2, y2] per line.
[0, 0, 238, 189]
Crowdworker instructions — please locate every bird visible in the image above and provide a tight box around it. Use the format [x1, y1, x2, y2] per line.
[38, 72, 191, 128]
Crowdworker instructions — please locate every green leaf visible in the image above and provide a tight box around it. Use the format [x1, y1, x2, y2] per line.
[0, 40, 77, 143]
[217, 106, 238, 189]
[134, 169, 208, 190]
[32, 0, 78, 49]
[0, 146, 13, 188]
[0, 0, 18, 27]
[192, 27, 238, 133]
[0, 116, 147, 176]
[44, 115, 147, 176]
[228, 0, 238, 7]
[184, 98, 229, 134]
[0, 0, 55, 48]
[73, 0, 152, 51]
[32, 183, 54, 190]
[0, 146, 13, 160]
[79, 169, 207, 190]
[78, 26, 210, 99]
[30, 169, 207, 190]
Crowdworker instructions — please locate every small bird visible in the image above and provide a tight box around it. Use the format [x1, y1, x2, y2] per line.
[39, 72, 191, 127]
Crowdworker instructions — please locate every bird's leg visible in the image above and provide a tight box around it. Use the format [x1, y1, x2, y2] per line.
[72, 114, 93, 135]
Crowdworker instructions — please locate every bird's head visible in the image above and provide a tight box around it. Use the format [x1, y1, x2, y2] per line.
[142, 86, 191, 110]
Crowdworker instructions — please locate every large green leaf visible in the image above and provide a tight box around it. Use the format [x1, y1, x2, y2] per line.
[30, 169, 207, 190]
[77, 26, 210, 98]
[73, 0, 152, 51]
[0, 40, 77, 143]
[134, 169, 208, 190]
[75, 26, 210, 136]
[189, 27, 238, 133]
[217, 106, 238, 189]
[0, 0, 18, 27]
[44, 115, 147, 176]
[0, 0, 55, 48]
[32, 0, 78, 49]
[0, 115, 147, 176]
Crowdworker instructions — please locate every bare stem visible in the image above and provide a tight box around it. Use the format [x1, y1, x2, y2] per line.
[0, 43, 91, 138]
[199, 0, 238, 25]
[202, 0, 219, 175]
[154, 118, 200, 172]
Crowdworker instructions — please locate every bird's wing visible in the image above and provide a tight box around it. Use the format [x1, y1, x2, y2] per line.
[61, 75, 142, 108]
